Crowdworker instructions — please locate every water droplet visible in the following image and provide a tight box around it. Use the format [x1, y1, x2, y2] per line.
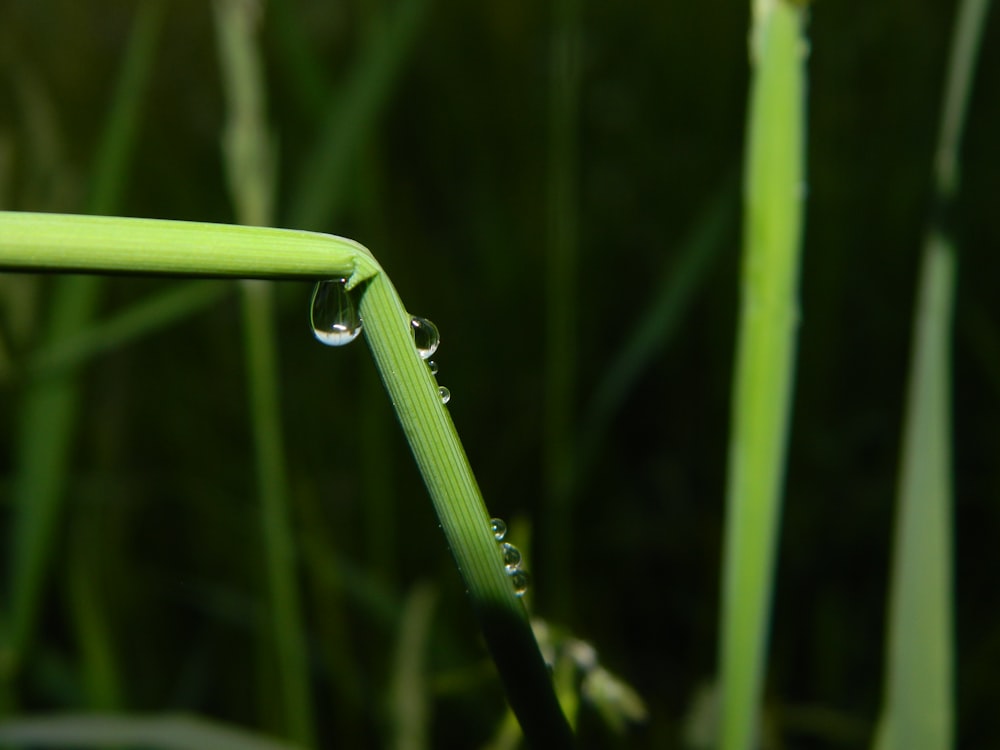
[311, 279, 362, 346]
[500, 542, 521, 569]
[428, 360, 439, 375]
[410, 316, 440, 360]
[438, 386, 451, 404]
[490, 518, 507, 541]
[507, 567, 530, 597]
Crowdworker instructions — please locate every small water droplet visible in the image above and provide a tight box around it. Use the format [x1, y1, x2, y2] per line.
[507, 567, 530, 597]
[490, 518, 507, 541]
[500, 542, 521, 569]
[311, 279, 362, 346]
[438, 386, 451, 404]
[428, 360, 439, 375]
[410, 316, 440, 360]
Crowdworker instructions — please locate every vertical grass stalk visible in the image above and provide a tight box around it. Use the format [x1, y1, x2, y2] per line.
[214, 0, 315, 745]
[718, 3, 807, 749]
[874, 1, 991, 748]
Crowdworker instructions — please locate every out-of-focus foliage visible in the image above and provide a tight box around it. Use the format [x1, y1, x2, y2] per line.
[0, 1, 997, 747]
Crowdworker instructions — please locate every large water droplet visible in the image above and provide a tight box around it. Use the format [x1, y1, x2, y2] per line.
[438, 386, 451, 404]
[410, 316, 440, 360]
[507, 568, 530, 597]
[500, 542, 522, 569]
[490, 518, 507, 541]
[311, 279, 362, 346]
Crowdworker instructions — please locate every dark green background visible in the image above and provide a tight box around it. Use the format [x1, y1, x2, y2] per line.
[1, 0, 998, 747]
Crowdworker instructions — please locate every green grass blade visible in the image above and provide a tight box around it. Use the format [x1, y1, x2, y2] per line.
[0, 214, 572, 744]
[0, 713, 305, 750]
[874, 236, 955, 750]
[874, 1, 990, 748]
[356, 274, 575, 747]
[718, 3, 807, 750]
[0, 211, 379, 282]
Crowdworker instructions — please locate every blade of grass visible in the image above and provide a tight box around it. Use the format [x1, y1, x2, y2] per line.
[0, 213, 574, 745]
[0, 211, 378, 281]
[213, 0, 315, 745]
[874, 1, 991, 748]
[356, 272, 576, 747]
[718, 3, 807, 750]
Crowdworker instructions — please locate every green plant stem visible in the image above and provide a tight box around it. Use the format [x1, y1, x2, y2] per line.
[719, 3, 807, 750]
[357, 274, 575, 747]
[0, 211, 379, 282]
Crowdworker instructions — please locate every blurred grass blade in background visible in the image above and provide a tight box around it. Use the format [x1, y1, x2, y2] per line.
[718, 2, 807, 749]
[289, 0, 428, 231]
[0, 713, 305, 750]
[22, 281, 230, 379]
[388, 582, 436, 750]
[2, 0, 164, 709]
[874, 0, 991, 748]
[213, 0, 315, 745]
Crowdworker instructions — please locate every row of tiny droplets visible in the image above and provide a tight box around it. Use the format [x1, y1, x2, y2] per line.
[490, 518, 529, 597]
